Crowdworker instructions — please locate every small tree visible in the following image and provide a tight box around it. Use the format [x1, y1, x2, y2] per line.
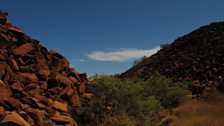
[160, 43, 170, 49]
[133, 55, 147, 66]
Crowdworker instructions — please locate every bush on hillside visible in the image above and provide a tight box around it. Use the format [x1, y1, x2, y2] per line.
[72, 74, 188, 126]
[143, 73, 188, 108]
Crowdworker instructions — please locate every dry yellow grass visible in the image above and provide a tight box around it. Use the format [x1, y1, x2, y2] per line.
[170, 93, 224, 126]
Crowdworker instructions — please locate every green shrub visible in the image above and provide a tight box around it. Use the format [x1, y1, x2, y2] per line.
[74, 74, 188, 126]
[143, 73, 188, 109]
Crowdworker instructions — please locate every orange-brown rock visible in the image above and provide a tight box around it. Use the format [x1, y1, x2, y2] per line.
[60, 86, 75, 97]
[50, 114, 77, 126]
[0, 11, 89, 125]
[0, 62, 8, 77]
[27, 108, 45, 125]
[70, 68, 81, 81]
[0, 80, 13, 100]
[39, 81, 48, 90]
[8, 26, 24, 35]
[68, 76, 79, 84]
[37, 67, 51, 78]
[12, 43, 34, 56]
[79, 82, 86, 94]
[0, 106, 5, 116]
[51, 72, 74, 86]
[29, 97, 46, 109]
[8, 57, 19, 71]
[1, 111, 30, 126]
[19, 111, 35, 125]
[51, 101, 68, 112]
[19, 73, 38, 82]
[70, 94, 81, 106]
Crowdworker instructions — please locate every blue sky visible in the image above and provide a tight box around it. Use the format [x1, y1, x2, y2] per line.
[1, 0, 224, 77]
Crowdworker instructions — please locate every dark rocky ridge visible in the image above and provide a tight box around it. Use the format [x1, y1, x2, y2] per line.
[0, 11, 92, 125]
[121, 22, 224, 91]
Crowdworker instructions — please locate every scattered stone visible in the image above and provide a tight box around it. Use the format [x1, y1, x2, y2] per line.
[0, 10, 91, 126]
[50, 114, 77, 125]
[8, 26, 24, 35]
[52, 101, 68, 112]
[19, 73, 38, 82]
[53, 73, 74, 86]
[1, 111, 30, 126]
[79, 82, 86, 94]
[0, 106, 5, 116]
[12, 43, 34, 56]
[8, 57, 19, 71]
[19, 111, 35, 126]
[37, 67, 51, 79]
[121, 21, 224, 94]
[39, 81, 48, 90]
[70, 94, 81, 106]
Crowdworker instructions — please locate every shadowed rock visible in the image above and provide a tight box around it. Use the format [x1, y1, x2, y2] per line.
[0, 10, 91, 125]
[121, 22, 224, 94]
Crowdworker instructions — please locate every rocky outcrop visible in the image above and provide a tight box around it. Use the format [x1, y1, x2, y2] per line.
[121, 22, 224, 92]
[0, 10, 91, 125]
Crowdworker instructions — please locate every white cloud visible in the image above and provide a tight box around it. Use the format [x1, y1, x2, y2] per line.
[87, 46, 160, 62]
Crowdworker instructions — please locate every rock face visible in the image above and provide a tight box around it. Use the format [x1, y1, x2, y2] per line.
[0, 11, 91, 125]
[121, 22, 224, 91]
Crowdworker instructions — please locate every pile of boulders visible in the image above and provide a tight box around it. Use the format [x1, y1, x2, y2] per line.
[121, 21, 224, 94]
[0, 11, 92, 125]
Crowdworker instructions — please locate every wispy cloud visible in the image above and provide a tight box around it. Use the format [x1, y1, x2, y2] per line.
[87, 46, 160, 62]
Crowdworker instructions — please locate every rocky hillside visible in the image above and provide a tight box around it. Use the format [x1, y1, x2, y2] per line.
[121, 22, 224, 91]
[0, 11, 91, 125]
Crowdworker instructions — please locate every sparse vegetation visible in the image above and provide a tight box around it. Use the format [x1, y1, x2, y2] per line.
[73, 73, 188, 126]
[71, 73, 224, 126]
[133, 55, 147, 66]
[171, 92, 224, 126]
[160, 43, 170, 50]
